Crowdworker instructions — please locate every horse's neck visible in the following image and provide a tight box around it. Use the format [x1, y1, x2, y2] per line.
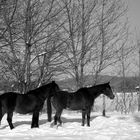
[66, 91, 74, 98]
[40, 86, 50, 98]
[88, 85, 104, 98]
[33, 85, 50, 100]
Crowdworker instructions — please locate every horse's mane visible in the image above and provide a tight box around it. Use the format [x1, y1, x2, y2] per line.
[92, 82, 109, 88]
[27, 83, 51, 95]
[77, 87, 88, 93]
[76, 82, 109, 92]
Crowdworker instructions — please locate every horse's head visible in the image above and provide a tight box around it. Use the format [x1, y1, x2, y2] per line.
[49, 81, 60, 97]
[103, 82, 115, 99]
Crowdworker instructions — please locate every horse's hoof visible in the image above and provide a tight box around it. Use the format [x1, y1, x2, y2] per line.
[31, 127, 39, 129]
[50, 122, 55, 128]
[48, 119, 52, 122]
[31, 125, 39, 128]
[57, 123, 62, 128]
[10, 126, 14, 130]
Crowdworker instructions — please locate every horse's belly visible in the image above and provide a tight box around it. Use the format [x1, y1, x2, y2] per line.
[67, 97, 89, 110]
[68, 107, 81, 110]
[15, 96, 37, 114]
[15, 104, 36, 114]
[68, 102, 83, 110]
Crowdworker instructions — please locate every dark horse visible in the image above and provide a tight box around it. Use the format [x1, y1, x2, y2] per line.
[52, 82, 115, 127]
[0, 81, 59, 129]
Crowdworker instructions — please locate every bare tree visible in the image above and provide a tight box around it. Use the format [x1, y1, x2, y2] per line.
[112, 29, 136, 114]
[91, 0, 129, 116]
[91, 0, 128, 83]
[58, 0, 98, 89]
[0, 0, 65, 93]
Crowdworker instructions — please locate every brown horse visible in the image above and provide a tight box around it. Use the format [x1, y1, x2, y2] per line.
[52, 82, 114, 127]
[0, 81, 59, 129]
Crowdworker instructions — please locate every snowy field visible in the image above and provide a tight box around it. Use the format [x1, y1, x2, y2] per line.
[0, 111, 140, 140]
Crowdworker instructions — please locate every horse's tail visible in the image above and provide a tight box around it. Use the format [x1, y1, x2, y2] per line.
[0, 96, 2, 125]
[47, 97, 52, 122]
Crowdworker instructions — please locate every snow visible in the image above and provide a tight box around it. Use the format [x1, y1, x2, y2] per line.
[0, 111, 140, 140]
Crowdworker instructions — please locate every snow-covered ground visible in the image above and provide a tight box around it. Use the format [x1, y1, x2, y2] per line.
[0, 111, 140, 140]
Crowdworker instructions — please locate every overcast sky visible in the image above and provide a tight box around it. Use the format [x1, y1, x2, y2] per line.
[127, 0, 140, 32]
[101, 0, 140, 76]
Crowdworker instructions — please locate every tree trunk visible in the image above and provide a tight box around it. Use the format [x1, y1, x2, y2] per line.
[101, 0, 106, 116]
[25, 43, 31, 92]
[138, 94, 140, 111]
[80, 0, 86, 88]
[138, 41, 140, 111]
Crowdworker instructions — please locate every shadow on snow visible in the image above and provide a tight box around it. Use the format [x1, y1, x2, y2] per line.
[0, 114, 111, 129]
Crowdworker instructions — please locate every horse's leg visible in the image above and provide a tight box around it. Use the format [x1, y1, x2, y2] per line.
[31, 111, 39, 128]
[0, 101, 5, 125]
[58, 116, 62, 125]
[82, 109, 86, 126]
[57, 111, 63, 126]
[87, 108, 91, 127]
[47, 98, 52, 122]
[54, 109, 63, 126]
[0, 108, 6, 125]
[54, 114, 57, 125]
[7, 112, 14, 129]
